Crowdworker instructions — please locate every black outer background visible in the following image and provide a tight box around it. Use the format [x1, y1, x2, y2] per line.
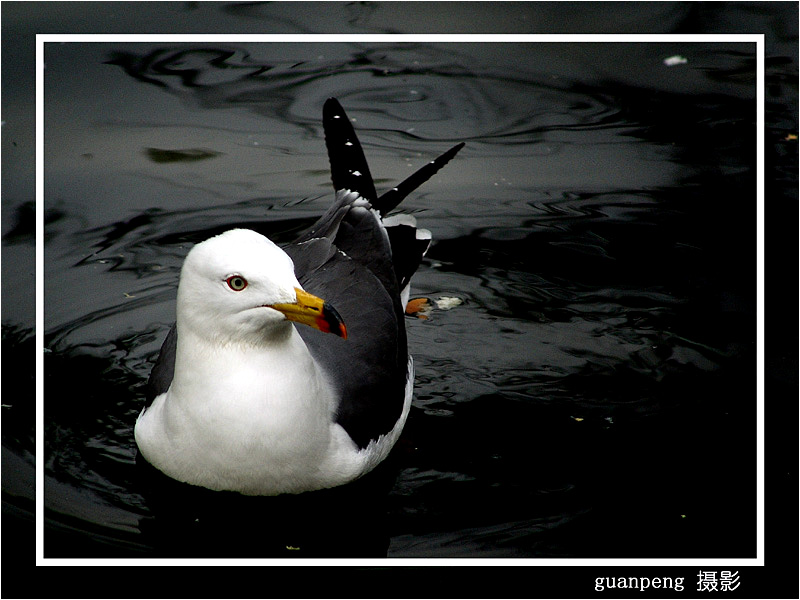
[1, 2, 796, 598]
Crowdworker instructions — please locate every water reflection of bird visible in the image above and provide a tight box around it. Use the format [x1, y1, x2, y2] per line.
[134, 98, 464, 498]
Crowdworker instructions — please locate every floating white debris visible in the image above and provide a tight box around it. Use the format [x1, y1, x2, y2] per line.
[663, 55, 688, 66]
[435, 296, 463, 310]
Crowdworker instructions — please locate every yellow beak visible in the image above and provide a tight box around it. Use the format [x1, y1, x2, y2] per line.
[268, 288, 347, 339]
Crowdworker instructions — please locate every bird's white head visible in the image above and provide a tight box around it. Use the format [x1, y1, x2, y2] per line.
[176, 229, 346, 346]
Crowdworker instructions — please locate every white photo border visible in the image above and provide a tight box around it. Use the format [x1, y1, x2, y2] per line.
[35, 32, 765, 567]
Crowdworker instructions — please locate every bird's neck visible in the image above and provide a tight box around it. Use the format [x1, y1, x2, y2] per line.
[168, 323, 335, 429]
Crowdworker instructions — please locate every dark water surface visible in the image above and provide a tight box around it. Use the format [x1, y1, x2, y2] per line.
[4, 10, 781, 560]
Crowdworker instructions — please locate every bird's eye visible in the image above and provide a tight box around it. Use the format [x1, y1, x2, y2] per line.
[226, 275, 248, 291]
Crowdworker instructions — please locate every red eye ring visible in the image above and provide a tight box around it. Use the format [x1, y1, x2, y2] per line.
[226, 275, 248, 291]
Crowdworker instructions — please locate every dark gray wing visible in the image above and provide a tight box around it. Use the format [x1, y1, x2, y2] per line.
[286, 237, 407, 449]
[287, 99, 465, 447]
[145, 323, 176, 407]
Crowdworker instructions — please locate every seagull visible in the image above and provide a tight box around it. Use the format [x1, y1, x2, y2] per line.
[134, 98, 464, 496]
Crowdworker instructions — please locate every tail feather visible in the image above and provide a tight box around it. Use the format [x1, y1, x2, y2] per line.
[383, 214, 432, 294]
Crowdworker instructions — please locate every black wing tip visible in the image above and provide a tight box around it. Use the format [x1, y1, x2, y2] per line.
[451, 141, 467, 153]
[323, 97, 344, 116]
[373, 141, 466, 215]
[323, 98, 465, 213]
[323, 97, 378, 201]
[434, 142, 466, 173]
[439, 141, 467, 164]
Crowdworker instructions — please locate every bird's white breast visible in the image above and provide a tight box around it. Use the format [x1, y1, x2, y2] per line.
[134, 326, 411, 495]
